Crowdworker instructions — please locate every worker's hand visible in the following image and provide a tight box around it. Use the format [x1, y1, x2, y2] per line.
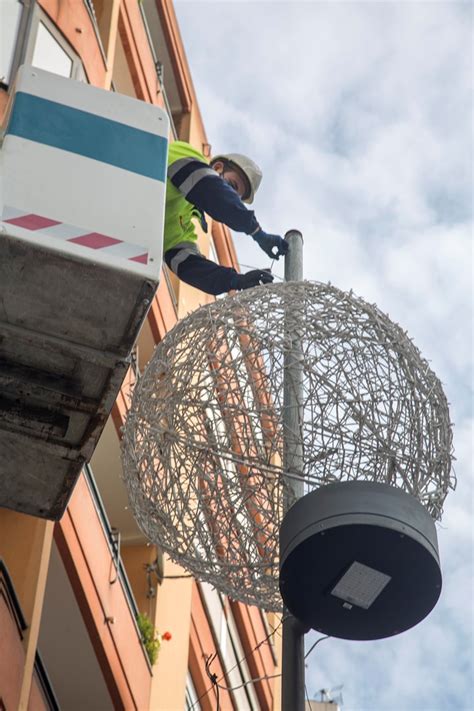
[252, 229, 289, 260]
[230, 269, 274, 291]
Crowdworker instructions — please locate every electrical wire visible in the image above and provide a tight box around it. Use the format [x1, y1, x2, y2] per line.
[304, 634, 331, 659]
[238, 263, 285, 281]
[189, 620, 327, 709]
[210, 616, 287, 696]
[219, 614, 286, 684]
[189, 616, 287, 710]
[215, 621, 327, 696]
[188, 652, 219, 711]
[189, 679, 214, 711]
[217, 672, 282, 692]
[229, 615, 286, 678]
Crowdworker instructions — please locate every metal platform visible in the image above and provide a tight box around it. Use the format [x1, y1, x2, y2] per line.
[0, 66, 168, 518]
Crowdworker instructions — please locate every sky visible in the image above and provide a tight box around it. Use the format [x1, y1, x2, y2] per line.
[174, 2, 473, 710]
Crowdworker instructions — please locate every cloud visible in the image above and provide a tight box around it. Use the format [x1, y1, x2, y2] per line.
[175, 1, 473, 708]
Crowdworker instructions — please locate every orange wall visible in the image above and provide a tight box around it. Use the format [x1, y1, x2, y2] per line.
[55, 474, 152, 709]
[148, 556, 194, 711]
[0, 564, 26, 709]
[0, 576, 49, 711]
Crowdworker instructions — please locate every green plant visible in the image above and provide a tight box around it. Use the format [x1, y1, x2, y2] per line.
[136, 612, 161, 665]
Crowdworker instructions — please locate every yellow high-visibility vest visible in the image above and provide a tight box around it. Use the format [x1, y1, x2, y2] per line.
[164, 141, 209, 252]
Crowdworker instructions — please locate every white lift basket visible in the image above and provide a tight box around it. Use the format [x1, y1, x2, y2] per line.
[0, 66, 168, 519]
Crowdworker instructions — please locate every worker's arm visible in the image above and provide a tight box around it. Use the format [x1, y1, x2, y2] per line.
[169, 158, 288, 259]
[168, 158, 260, 234]
[165, 248, 273, 296]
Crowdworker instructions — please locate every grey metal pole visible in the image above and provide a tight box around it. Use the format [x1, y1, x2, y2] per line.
[281, 229, 306, 711]
[282, 229, 304, 501]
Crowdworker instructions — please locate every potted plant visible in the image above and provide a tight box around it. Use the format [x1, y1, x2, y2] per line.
[136, 612, 172, 665]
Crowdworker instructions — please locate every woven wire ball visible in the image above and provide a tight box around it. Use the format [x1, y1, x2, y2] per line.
[121, 281, 454, 611]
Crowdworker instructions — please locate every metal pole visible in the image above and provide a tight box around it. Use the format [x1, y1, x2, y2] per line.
[281, 229, 306, 711]
[282, 229, 304, 501]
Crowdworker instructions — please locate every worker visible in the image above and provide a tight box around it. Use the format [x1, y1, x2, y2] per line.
[164, 141, 288, 295]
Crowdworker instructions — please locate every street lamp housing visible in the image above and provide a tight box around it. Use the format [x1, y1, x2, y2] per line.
[279, 481, 442, 640]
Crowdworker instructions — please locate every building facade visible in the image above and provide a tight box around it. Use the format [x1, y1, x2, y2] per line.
[0, 1, 282, 708]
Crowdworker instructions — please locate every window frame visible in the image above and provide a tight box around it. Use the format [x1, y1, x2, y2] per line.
[1, 0, 34, 89]
[22, 5, 85, 81]
[185, 671, 201, 710]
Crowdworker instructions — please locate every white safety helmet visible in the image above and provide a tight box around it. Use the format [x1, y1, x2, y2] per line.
[211, 153, 263, 204]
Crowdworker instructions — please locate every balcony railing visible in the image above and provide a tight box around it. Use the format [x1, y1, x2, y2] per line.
[34, 651, 60, 711]
[83, 463, 148, 663]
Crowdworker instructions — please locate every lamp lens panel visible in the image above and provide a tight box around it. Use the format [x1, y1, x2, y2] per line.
[331, 561, 392, 609]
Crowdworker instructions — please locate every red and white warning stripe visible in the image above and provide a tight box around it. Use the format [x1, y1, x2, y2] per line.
[1, 206, 149, 265]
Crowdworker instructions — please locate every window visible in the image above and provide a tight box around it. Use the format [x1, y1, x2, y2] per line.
[198, 583, 260, 709]
[22, 7, 85, 82]
[31, 22, 74, 78]
[209, 236, 218, 264]
[1, 0, 28, 86]
[27, 8, 85, 80]
[185, 672, 201, 710]
[2, 4, 86, 88]
[209, 235, 230, 300]
[111, 34, 138, 98]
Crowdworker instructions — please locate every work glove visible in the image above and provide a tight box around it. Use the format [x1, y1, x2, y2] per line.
[230, 269, 274, 291]
[252, 229, 289, 260]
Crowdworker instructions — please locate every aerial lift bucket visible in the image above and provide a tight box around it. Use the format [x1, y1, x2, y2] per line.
[0, 66, 168, 519]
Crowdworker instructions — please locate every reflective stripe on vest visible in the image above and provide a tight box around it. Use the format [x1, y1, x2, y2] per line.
[168, 241, 202, 274]
[164, 142, 210, 252]
[168, 159, 218, 199]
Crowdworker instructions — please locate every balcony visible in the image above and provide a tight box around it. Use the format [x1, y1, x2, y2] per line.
[40, 464, 152, 709]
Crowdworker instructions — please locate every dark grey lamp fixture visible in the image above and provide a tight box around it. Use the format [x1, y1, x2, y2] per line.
[279, 481, 442, 640]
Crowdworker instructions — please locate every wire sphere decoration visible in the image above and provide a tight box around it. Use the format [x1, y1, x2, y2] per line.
[121, 281, 454, 611]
